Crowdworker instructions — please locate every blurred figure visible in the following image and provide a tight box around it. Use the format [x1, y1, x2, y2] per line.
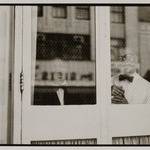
[111, 52, 150, 104]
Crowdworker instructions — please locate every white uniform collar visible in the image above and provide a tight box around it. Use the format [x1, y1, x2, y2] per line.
[130, 72, 140, 82]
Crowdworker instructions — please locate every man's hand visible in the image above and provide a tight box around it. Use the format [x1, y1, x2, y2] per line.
[111, 85, 128, 104]
[111, 85, 125, 97]
[112, 95, 128, 104]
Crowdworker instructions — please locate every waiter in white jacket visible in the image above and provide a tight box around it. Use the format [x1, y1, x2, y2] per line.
[111, 52, 150, 104]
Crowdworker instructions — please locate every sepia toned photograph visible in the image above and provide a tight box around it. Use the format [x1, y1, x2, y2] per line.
[0, 4, 150, 145]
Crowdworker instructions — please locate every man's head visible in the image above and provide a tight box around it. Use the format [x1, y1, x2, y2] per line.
[119, 52, 138, 75]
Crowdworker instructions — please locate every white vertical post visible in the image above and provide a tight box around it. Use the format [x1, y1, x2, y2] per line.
[13, 6, 23, 144]
[96, 6, 111, 144]
[8, 6, 15, 144]
[22, 6, 32, 144]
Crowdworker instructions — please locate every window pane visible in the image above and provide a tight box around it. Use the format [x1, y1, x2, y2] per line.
[111, 6, 124, 13]
[111, 38, 125, 61]
[36, 34, 90, 60]
[52, 6, 67, 18]
[38, 6, 43, 17]
[111, 7, 150, 104]
[32, 6, 96, 105]
[138, 7, 150, 22]
[111, 6, 125, 23]
[76, 6, 90, 20]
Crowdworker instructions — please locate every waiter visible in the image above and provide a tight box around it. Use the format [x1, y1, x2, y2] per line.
[111, 52, 150, 104]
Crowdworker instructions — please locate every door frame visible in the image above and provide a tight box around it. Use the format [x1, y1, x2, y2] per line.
[12, 6, 23, 144]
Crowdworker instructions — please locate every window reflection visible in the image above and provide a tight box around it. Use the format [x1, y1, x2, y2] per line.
[36, 33, 90, 60]
[37, 6, 43, 17]
[32, 6, 96, 105]
[76, 6, 90, 20]
[111, 38, 125, 61]
[111, 6, 150, 105]
[52, 6, 67, 18]
[110, 6, 125, 23]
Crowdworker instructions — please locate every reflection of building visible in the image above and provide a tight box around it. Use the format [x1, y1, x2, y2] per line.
[35, 6, 96, 105]
[111, 6, 150, 77]
[37, 6, 95, 61]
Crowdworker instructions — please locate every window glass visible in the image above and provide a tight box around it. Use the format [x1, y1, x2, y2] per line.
[138, 7, 150, 22]
[0, 6, 14, 144]
[36, 33, 90, 60]
[110, 6, 125, 23]
[76, 6, 90, 20]
[38, 6, 43, 17]
[32, 6, 96, 105]
[111, 38, 125, 61]
[111, 7, 150, 103]
[52, 6, 67, 18]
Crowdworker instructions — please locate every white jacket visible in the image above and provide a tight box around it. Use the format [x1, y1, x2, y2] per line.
[112, 72, 150, 104]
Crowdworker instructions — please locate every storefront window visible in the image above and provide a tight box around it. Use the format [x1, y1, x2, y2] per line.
[32, 6, 96, 105]
[110, 6, 150, 105]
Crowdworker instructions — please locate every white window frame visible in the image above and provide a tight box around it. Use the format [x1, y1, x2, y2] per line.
[12, 6, 23, 144]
